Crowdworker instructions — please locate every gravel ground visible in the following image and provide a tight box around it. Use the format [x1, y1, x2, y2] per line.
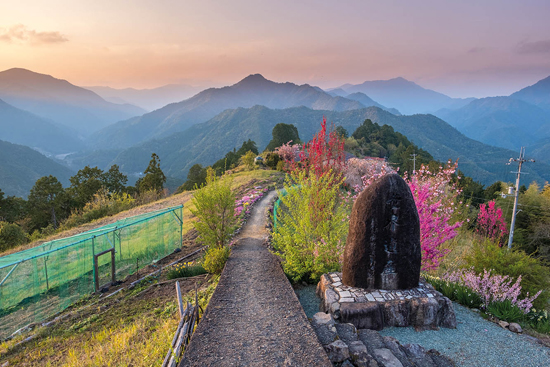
[380, 302, 550, 367]
[181, 191, 331, 367]
[294, 284, 321, 319]
[295, 286, 550, 367]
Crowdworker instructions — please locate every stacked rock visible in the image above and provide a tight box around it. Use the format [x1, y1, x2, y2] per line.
[310, 312, 454, 367]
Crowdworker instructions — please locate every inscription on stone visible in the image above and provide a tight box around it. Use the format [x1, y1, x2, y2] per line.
[342, 173, 421, 290]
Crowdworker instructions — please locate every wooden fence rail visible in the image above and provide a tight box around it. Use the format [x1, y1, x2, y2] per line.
[161, 281, 200, 367]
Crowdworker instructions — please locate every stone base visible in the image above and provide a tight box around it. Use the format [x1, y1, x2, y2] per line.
[317, 272, 456, 331]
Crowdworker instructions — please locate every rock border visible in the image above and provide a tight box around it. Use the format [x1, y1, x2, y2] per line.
[318, 273, 457, 331]
[310, 311, 455, 367]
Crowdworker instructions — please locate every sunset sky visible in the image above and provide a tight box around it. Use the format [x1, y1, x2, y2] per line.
[1, 0, 549, 97]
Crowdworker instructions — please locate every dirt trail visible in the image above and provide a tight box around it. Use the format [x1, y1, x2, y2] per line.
[181, 191, 331, 366]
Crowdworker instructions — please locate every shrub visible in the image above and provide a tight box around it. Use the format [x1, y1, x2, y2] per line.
[239, 150, 256, 170]
[442, 268, 541, 312]
[190, 173, 237, 248]
[486, 300, 525, 323]
[405, 162, 463, 271]
[476, 200, 508, 245]
[526, 309, 550, 335]
[0, 221, 26, 252]
[465, 239, 550, 309]
[272, 169, 349, 283]
[424, 275, 483, 309]
[166, 262, 207, 279]
[203, 246, 231, 275]
[264, 152, 281, 170]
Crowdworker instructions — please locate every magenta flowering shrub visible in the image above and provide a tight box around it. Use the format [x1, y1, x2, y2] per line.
[476, 200, 508, 245]
[405, 162, 462, 271]
[234, 186, 268, 219]
[443, 268, 541, 312]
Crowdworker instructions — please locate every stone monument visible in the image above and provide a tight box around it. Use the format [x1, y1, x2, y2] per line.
[317, 173, 456, 331]
[342, 173, 421, 290]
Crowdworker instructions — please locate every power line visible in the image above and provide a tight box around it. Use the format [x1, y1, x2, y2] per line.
[506, 147, 535, 249]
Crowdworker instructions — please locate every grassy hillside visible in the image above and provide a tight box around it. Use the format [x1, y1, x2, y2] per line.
[0, 169, 281, 366]
[0, 140, 74, 198]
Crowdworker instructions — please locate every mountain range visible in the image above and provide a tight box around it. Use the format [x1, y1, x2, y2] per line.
[435, 96, 550, 151]
[85, 84, 205, 111]
[2, 69, 550, 197]
[0, 68, 146, 136]
[68, 105, 550, 186]
[0, 99, 81, 155]
[334, 77, 475, 115]
[0, 140, 73, 197]
[88, 74, 372, 149]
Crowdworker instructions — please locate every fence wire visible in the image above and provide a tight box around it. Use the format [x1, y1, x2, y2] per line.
[0, 205, 183, 339]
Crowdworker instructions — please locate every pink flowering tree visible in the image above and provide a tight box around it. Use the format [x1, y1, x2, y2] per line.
[405, 161, 462, 271]
[476, 200, 508, 245]
[274, 142, 300, 171]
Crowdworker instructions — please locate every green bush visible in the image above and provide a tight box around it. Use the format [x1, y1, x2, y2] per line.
[272, 169, 349, 283]
[424, 275, 483, 309]
[190, 172, 237, 248]
[264, 153, 281, 170]
[487, 300, 525, 322]
[0, 221, 26, 252]
[465, 239, 550, 309]
[526, 309, 550, 334]
[166, 262, 207, 279]
[203, 246, 231, 275]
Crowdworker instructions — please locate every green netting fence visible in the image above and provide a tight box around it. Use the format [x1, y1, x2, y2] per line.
[0, 205, 183, 339]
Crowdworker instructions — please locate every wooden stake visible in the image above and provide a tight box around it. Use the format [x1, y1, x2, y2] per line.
[176, 281, 184, 319]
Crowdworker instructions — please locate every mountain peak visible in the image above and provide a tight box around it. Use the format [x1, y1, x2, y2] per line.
[234, 74, 271, 87]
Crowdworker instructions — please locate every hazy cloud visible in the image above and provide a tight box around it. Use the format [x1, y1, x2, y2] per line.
[468, 47, 486, 54]
[0, 24, 68, 45]
[516, 40, 550, 54]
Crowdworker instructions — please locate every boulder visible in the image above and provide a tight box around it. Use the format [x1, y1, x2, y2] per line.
[349, 340, 379, 367]
[324, 340, 350, 363]
[402, 343, 437, 367]
[358, 329, 386, 354]
[372, 348, 404, 367]
[335, 323, 358, 343]
[509, 323, 523, 333]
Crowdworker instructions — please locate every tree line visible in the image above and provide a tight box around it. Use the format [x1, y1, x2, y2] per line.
[0, 153, 166, 252]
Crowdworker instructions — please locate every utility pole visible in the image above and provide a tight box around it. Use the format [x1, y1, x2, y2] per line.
[506, 147, 535, 249]
[410, 152, 418, 173]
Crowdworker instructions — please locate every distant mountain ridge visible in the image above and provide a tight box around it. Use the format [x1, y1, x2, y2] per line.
[338, 77, 474, 115]
[435, 96, 550, 151]
[344, 92, 401, 115]
[71, 105, 550, 186]
[511, 75, 550, 112]
[85, 84, 206, 111]
[0, 140, 74, 197]
[88, 74, 368, 149]
[0, 68, 146, 136]
[0, 99, 82, 155]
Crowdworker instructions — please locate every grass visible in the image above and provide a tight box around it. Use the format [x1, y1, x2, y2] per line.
[166, 262, 207, 279]
[0, 275, 219, 367]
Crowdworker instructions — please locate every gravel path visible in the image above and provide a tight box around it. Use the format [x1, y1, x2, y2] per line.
[181, 191, 331, 367]
[380, 302, 550, 367]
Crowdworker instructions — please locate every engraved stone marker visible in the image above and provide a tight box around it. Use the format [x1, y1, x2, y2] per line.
[342, 173, 421, 290]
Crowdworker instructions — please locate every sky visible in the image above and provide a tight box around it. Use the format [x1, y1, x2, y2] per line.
[1, 0, 550, 98]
